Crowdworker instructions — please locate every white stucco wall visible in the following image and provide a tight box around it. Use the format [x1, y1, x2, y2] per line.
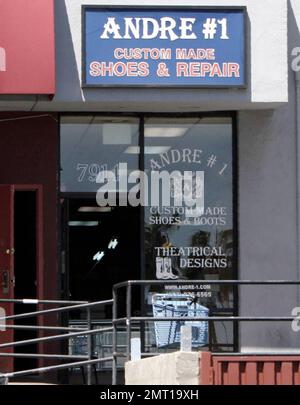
[238, 0, 300, 352]
[0, 0, 288, 111]
[41, 0, 300, 351]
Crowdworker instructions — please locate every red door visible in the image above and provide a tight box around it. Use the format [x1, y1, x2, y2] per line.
[0, 185, 14, 372]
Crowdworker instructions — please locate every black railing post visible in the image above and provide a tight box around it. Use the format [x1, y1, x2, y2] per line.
[112, 287, 117, 385]
[86, 307, 92, 385]
[126, 283, 132, 362]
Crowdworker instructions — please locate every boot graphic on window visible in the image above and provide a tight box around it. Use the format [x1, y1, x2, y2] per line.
[155, 233, 179, 280]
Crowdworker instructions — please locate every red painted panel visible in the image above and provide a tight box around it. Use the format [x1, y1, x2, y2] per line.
[257, 362, 265, 385]
[0, 0, 55, 94]
[200, 353, 300, 386]
[294, 363, 300, 385]
[263, 362, 275, 385]
[0, 113, 58, 370]
[217, 362, 224, 385]
[200, 352, 213, 385]
[280, 362, 293, 385]
[244, 362, 257, 385]
[227, 362, 240, 385]
[0, 113, 58, 303]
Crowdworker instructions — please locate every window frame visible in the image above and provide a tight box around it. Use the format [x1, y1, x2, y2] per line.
[58, 111, 239, 351]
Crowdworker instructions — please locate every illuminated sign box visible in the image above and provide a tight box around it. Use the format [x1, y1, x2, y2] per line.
[82, 6, 246, 88]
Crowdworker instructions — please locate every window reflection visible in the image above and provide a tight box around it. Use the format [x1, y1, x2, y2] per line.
[144, 117, 234, 350]
[60, 115, 236, 351]
[60, 116, 139, 192]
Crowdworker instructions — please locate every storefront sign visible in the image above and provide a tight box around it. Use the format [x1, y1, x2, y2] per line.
[83, 7, 246, 87]
[0, 0, 55, 95]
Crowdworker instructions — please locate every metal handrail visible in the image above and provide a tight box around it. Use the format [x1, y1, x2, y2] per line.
[0, 297, 113, 385]
[3, 357, 114, 379]
[0, 298, 88, 305]
[113, 316, 297, 323]
[0, 325, 87, 332]
[0, 299, 113, 321]
[114, 279, 300, 287]
[1, 280, 300, 385]
[112, 279, 300, 385]
[0, 327, 114, 349]
[0, 353, 89, 360]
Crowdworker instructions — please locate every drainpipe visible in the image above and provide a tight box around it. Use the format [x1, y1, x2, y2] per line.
[295, 70, 300, 303]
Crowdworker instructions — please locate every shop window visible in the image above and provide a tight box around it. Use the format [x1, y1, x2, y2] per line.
[60, 114, 236, 352]
[144, 117, 235, 351]
[60, 116, 139, 192]
[144, 117, 233, 295]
